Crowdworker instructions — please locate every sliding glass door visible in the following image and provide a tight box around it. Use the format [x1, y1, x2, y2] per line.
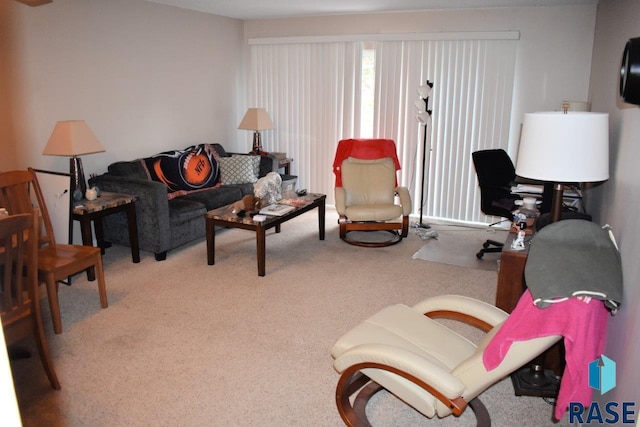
[247, 33, 517, 225]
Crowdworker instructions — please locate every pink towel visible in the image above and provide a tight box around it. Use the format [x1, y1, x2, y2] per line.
[332, 139, 401, 187]
[483, 289, 609, 420]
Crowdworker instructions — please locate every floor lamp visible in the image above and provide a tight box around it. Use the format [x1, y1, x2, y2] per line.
[414, 81, 433, 228]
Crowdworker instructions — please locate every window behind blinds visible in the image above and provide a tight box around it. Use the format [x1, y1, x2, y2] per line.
[248, 32, 517, 224]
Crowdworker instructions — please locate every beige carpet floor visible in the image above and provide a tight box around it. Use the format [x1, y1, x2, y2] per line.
[9, 208, 568, 426]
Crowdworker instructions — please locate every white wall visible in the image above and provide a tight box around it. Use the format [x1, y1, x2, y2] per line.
[0, 0, 244, 176]
[243, 5, 597, 158]
[2, 3, 596, 178]
[588, 0, 640, 411]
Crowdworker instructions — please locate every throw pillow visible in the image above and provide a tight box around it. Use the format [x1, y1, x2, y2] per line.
[218, 155, 260, 185]
[141, 144, 221, 199]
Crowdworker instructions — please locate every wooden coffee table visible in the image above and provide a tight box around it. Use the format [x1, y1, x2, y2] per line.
[206, 193, 326, 276]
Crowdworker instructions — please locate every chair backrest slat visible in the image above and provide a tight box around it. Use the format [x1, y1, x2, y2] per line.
[0, 212, 38, 329]
[0, 170, 57, 248]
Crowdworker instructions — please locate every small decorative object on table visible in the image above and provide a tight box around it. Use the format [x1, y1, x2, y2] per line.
[230, 195, 262, 218]
[258, 204, 295, 216]
[510, 220, 527, 251]
[85, 187, 98, 201]
[254, 172, 282, 205]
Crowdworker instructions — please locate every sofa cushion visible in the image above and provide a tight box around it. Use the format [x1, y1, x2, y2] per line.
[168, 198, 207, 226]
[212, 143, 230, 158]
[182, 186, 244, 211]
[108, 160, 148, 180]
[218, 155, 260, 185]
[141, 144, 221, 199]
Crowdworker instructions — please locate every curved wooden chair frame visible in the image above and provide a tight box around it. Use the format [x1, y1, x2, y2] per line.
[338, 216, 409, 248]
[335, 367, 491, 427]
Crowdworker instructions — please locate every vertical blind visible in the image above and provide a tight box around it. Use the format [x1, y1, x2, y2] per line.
[248, 34, 517, 224]
[373, 39, 517, 224]
[247, 42, 361, 198]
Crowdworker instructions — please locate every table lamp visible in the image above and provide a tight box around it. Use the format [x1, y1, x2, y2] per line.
[42, 120, 105, 200]
[238, 108, 275, 154]
[515, 109, 609, 223]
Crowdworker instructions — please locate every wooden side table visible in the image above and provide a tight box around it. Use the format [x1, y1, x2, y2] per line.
[278, 158, 293, 175]
[495, 233, 530, 312]
[271, 152, 293, 174]
[72, 192, 140, 265]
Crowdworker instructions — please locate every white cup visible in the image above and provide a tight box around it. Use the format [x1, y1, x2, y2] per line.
[522, 197, 536, 210]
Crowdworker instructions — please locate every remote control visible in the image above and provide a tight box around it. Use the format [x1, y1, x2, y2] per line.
[296, 189, 307, 196]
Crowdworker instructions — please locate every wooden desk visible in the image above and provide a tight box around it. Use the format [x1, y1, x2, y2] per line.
[496, 233, 531, 312]
[72, 192, 140, 265]
[496, 230, 565, 396]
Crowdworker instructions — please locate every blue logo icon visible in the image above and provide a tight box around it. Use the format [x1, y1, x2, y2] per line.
[589, 354, 616, 395]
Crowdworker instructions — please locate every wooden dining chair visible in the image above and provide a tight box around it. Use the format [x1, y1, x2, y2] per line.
[0, 211, 61, 389]
[0, 169, 108, 334]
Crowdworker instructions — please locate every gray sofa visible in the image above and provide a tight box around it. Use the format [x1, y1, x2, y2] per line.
[90, 143, 278, 260]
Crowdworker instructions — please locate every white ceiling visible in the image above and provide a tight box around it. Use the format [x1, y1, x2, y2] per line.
[145, 0, 598, 20]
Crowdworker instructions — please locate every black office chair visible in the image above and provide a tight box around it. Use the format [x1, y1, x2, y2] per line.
[472, 149, 520, 259]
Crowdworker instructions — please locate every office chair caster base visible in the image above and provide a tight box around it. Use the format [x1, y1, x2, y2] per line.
[476, 240, 504, 259]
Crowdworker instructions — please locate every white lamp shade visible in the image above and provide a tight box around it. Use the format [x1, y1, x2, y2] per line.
[417, 84, 433, 99]
[238, 108, 275, 131]
[516, 112, 609, 183]
[42, 120, 104, 156]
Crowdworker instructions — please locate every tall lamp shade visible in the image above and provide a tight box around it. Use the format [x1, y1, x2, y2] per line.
[238, 108, 275, 154]
[515, 111, 609, 222]
[42, 120, 105, 199]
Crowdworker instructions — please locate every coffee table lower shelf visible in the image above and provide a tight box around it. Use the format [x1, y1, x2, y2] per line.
[205, 193, 326, 276]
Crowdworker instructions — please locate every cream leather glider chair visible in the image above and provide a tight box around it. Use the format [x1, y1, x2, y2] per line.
[331, 295, 561, 426]
[335, 156, 412, 247]
[333, 139, 411, 247]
